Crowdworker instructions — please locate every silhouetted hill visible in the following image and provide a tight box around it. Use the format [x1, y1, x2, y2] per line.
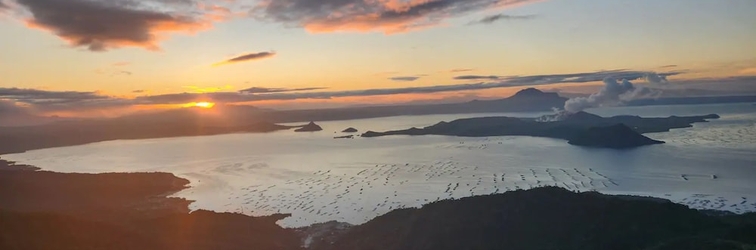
[0, 118, 293, 154]
[564, 111, 604, 122]
[0, 164, 302, 250]
[316, 187, 756, 250]
[2, 162, 755, 250]
[568, 124, 664, 148]
[361, 112, 718, 148]
[342, 127, 358, 133]
[295, 121, 323, 132]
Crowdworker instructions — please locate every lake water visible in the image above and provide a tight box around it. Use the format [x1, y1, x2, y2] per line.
[3, 103, 756, 227]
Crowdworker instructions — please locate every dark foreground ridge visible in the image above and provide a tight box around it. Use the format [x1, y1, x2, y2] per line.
[314, 187, 756, 250]
[0, 159, 302, 250]
[1, 160, 755, 250]
[361, 112, 719, 149]
[0, 160, 756, 250]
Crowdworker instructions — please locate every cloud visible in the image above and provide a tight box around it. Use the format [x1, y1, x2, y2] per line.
[0, 99, 29, 115]
[1, 69, 698, 114]
[132, 90, 145, 93]
[182, 85, 234, 93]
[564, 78, 640, 113]
[132, 70, 681, 105]
[214, 51, 276, 66]
[449, 68, 474, 73]
[113, 62, 131, 67]
[497, 70, 681, 85]
[95, 67, 133, 76]
[454, 75, 500, 80]
[0, 0, 9, 9]
[659, 65, 677, 69]
[0, 87, 108, 104]
[0, 87, 133, 113]
[389, 76, 421, 82]
[470, 13, 534, 25]
[11, 0, 219, 51]
[252, 0, 539, 33]
[238, 87, 327, 93]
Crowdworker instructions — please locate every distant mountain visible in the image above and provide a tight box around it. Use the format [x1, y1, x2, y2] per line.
[0, 105, 58, 127]
[267, 88, 568, 123]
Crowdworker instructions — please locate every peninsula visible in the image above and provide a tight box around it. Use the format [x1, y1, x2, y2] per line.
[361, 112, 719, 149]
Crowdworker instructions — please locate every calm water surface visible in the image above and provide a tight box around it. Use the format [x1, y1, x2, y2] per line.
[4, 103, 756, 227]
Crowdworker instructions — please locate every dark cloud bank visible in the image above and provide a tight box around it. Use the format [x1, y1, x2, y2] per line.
[10, 0, 216, 51]
[252, 0, 540, 33]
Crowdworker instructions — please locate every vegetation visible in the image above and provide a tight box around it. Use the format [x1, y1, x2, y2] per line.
[1, 161, 754, 250]
[316, 187, 756, 250]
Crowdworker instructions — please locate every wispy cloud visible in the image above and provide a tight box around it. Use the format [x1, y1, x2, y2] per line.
[214, 51, 276, 66]
[252, 0, 541, 34]
[94, 66, 132, 77]
[239, 87, 326, 93]
[2, 70, 700, 114]
[470, 13, 535, 25]
[0, 87, 110, 105]
[454, 75, 500, 80]
[182, 85, 234, 93]
[132, 70, 681, 104]
[389, 76, 422, 82]
[449, 68, 475, 73]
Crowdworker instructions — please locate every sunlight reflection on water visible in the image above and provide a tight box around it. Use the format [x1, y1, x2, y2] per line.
[4, 103, 756, 227]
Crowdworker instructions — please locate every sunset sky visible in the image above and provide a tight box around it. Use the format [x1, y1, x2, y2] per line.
[0, 0, 755, 116]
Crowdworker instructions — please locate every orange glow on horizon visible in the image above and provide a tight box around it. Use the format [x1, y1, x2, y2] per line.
[184, 102, 216, 108]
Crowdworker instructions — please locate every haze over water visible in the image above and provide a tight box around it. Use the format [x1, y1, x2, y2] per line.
[4, 103, 756, 227]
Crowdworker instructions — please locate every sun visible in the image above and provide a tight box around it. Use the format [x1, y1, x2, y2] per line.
[184, 102, 215, 108]
[195, 102, 215, 108]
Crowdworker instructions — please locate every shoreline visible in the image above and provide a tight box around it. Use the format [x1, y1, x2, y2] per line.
[5, 156, 754, 229]
[3, 158, 756, 250]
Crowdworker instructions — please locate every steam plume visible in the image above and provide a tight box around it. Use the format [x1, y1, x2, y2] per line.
[564, 78, 637, 113]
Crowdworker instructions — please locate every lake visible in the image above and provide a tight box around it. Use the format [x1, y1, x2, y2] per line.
[3, 103, 756, 227]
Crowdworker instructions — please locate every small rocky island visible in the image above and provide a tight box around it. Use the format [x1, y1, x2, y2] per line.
[341, 127, 358, 133]
[361, 112, 719, 149]
[295, 121, 323, 132]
